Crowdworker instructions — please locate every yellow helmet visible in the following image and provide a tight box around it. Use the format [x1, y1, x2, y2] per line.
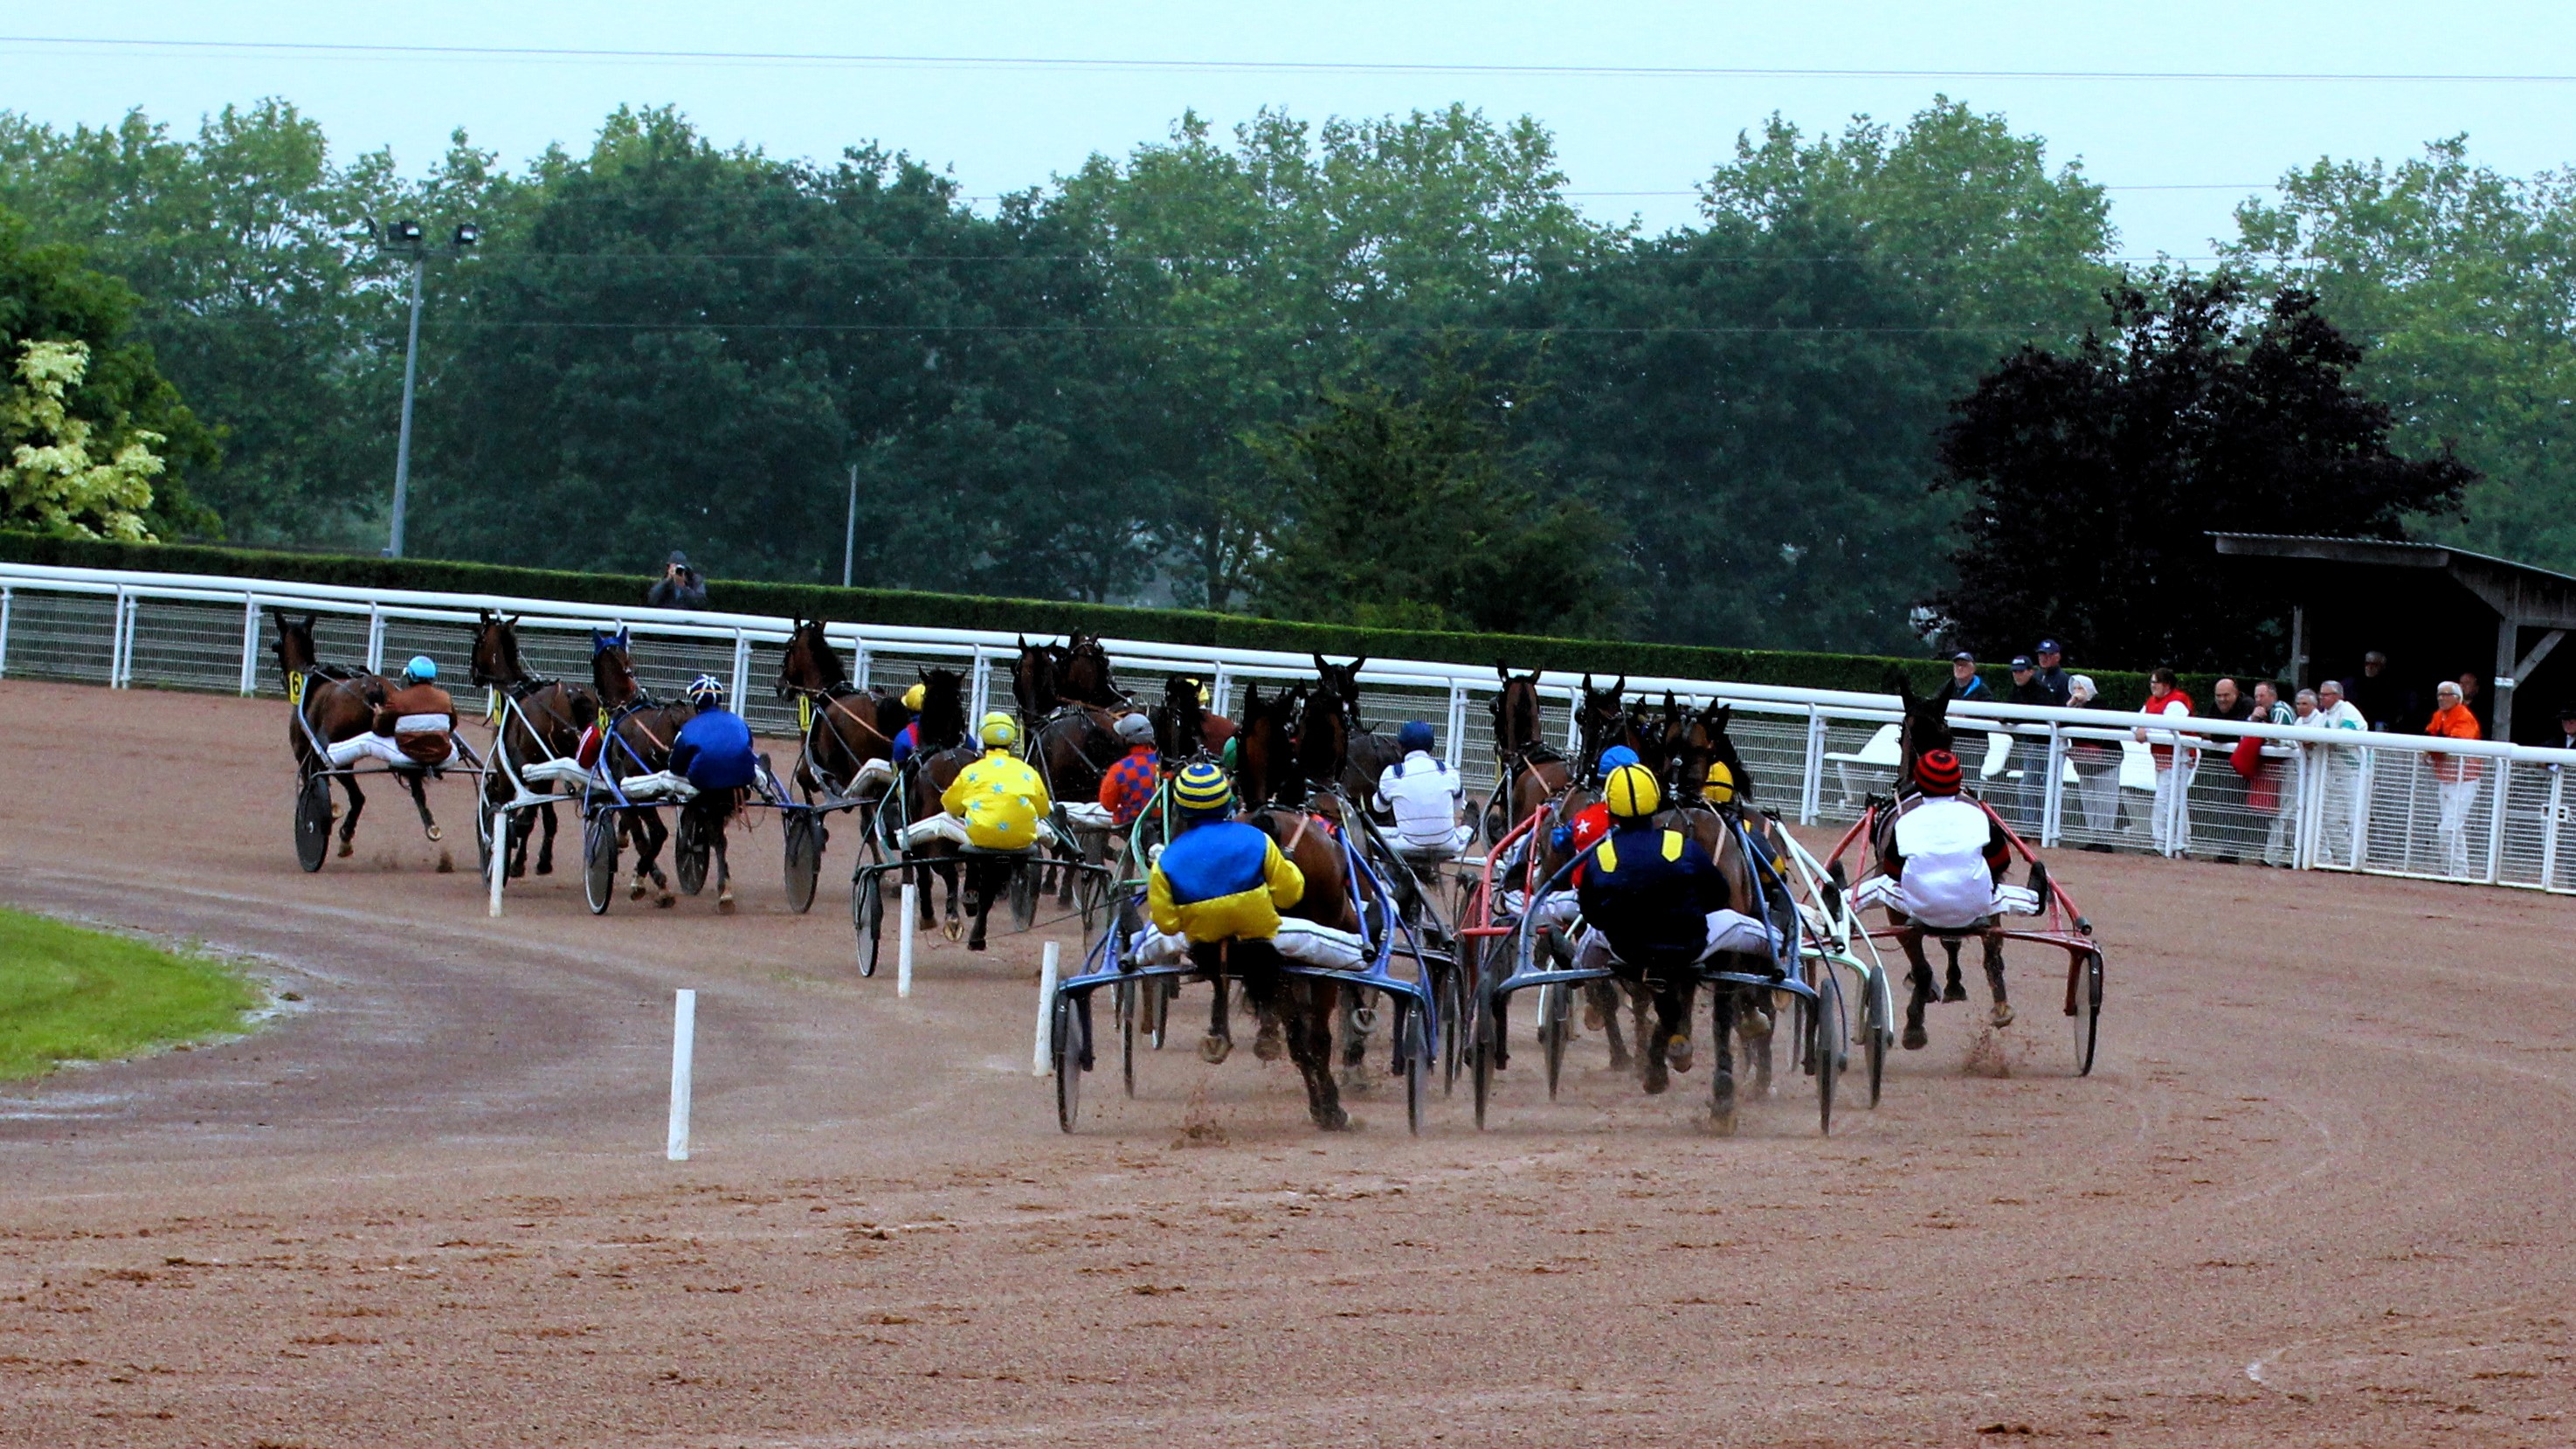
[1604, 763, 1662, 819]
[1704, 760, 1737, 804]
[901, 682, 926, 710]
[978, 711, 1019, 748]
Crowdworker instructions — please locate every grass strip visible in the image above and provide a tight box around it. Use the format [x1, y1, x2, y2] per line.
[0, 907, 263, 1080]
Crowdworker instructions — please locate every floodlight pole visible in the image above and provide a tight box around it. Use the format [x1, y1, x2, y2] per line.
[389, 253, 427, 559]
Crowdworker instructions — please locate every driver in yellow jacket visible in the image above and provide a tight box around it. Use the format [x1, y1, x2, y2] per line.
[906, 712, 1056, 851]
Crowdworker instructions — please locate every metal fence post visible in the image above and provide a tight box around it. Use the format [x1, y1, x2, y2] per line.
[110, 586, 131, 687]
[729, 630, 750, 707]
[2040, 722, 2066, 848]
[1799, 707, 1824, 825]
[2293, 746, 2317, 871]
[238, 594, 261, 695]
[2545, 764, 2566, 893]
[0, 585, 12, 680]
[1210, 664, 1231, 721]
[2484, 759, 2509, 885]
[1564, 684, 1582, 752]
[2351, 747, 2375, 870]
[968, 645, 989, 724]
[1445, 684, 1468, 770]
[365, 605, 386, 675]
[854, 643, 871, 692]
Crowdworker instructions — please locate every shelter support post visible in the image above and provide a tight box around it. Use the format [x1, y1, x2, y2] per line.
[2485, 760, 2509, 885]
[2289, 604, 2309, 690]
[2497, 622, 2566, 744]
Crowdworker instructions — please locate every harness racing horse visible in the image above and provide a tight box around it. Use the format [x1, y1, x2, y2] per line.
[1660, 700, 1797, 1126]
[1054, 631, 1127, 708]
[1491, 665, 1570, 833]
[1152, 674, 1233, 762]
[1879, 680, 2015, 1045]
[1310, 655, 1405, 803]
[273, 612, 445, 857]
[775, 619, 903, 804]
[590, 629, 697, 907]
[903, 667, 980, 941]
[468, 611, 596, 878]
[1230, 683, 1305, 809]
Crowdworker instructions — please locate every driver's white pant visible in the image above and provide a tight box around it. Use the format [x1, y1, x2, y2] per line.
[1060, 802, 1115, 831]
[326, 733, 407, 769]
[1571, 910, 1781, 975]
[902, 814, 1059, 850]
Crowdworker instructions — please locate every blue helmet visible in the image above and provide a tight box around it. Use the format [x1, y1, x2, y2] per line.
[1598, 744, 1640, 773]
[687, 673, 725, 707]
[1397, 720, 1436, 754]
[403, 654, 437, 684]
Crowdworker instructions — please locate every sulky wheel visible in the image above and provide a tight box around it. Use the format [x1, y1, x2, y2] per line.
[1864, 971, 1889, 1107]
[1008, 860, 1038, 934]
[675, 814, 710, 897]
[294, 771, 332, 873]
[1470, 978, 1496, 1130]
[855, 867, 886, 977]
[582, 809, 618, 915]
[473, 792, 498, 881]
[782, 812, 822, 914]
[1402, 999, 1429, 1135]
[1438, 955, 1467, 1095]
[1118, 977, 1138, 1098]
[1540, 982, 1570, 1101]
[2071, 949, 2104, 1076]
[1052, 992, 1088, 1132]
[1813, 977, 1840, 1136]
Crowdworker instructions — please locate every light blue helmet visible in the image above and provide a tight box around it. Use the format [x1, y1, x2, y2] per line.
[403, 654, 437, 684]
[1599, 744, 1640, 774]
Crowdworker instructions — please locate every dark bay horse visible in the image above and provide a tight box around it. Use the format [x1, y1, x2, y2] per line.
[1311, 655, 1405, 801]
[903, 666, 977, 939]
[1660, 700, 1794, 1125]
[273, 612, 443, 856]
[1055, 631, 1126, 708]
[1231, 683, 1304, 809]
[1492, 665, 1570, 829]
[777, 619, 902, 802]
[1152, 674, 1233, 762]
[590, 629, 696, 907]
[469, 611, 595, 878]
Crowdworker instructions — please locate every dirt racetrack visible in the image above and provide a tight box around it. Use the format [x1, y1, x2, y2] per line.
[3, 678, 2573, 1447]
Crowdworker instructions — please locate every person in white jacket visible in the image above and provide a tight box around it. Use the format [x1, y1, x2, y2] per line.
[2313, 680, 2371, 864]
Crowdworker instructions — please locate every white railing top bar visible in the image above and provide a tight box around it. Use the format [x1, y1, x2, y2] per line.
[7, 558, 2573, 768]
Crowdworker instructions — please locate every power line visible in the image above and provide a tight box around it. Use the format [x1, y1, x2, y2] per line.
[5, 34, 2574, 85]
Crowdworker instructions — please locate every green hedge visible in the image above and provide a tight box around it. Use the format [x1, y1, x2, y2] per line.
[0, 530, 2161, 702]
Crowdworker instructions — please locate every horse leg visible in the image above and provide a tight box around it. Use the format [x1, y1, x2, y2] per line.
[336, 774, 366, 857]
[1628, 983, 1655, 1072]
[1941, 936, 1968, 1002]
[1585, 981, 1632, 1071]
[1742, 984, 1776, 1098]
[940, 858, 963, 942]
[1277, 976, 1349, 1131]
[634, 811, 673, 907]
[714, 825, 736, 914]
[1640, 977, 1674, 1095]
[964, 860, 997, 950]
[913, 860, 939, 928]
[1199, 960, 1232, 1064]
[1338, 988, 1377, 1087]
[1664, 978, 1694, 1074]
[534, 800, 558, 875]
[1709, 986, 1739, 1135]
[406, 774, 453, 873]
[1982, 929, 2013, 1027]
[1898, 928, 1936, 1051]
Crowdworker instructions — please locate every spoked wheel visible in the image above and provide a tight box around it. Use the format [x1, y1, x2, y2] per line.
[582, 809, 618, 915]
[294, 771, 332, 873]
[855, 866, 886, 977]
[674, 814, 710, 896]
[1813, 979, 1840, 1136]
[1052, 992, 1087, 1132]
[1009, 861, 1037, 933]
[1539, 983, 1571, 1101]
[2071, 949, 2104, 1076]
[473, 792, 498, 880]
[1470, 983, 1496, 1129]
[1438, 957, 1467, 1095]
[1146, 975, 1171, 1050]
[1401, 999, 1429, 1135]
[1864, 971, 1889, 1107]
[1118, 977, 1138, 1098]
[782, 812, 822, 914]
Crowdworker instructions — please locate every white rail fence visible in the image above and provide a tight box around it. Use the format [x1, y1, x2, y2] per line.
[4, 559, 2573, 896]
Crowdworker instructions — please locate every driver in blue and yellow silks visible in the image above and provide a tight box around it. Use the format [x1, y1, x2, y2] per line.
[1148, 762, 1303, 958]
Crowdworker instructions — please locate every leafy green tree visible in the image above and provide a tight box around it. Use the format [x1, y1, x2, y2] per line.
[1506, 99, 2113, 651]
[1251, 354, 1611, 633]
[0, 207, 212, 536]
[2227, 137, 2576, 571]
[1936, 274, 2476, 670]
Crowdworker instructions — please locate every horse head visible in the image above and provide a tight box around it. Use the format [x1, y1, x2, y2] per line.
[271, 611, 321, 682]
[777, 619, 846, 698]
[1576, 673, 1629, 778]
[1681, 700, 1751, 805]
[1491, 664, 1544, 758]
[915, 666, 969, 751]
[1234, 682, 1302, 809]
[1295, 673, 1349, 797]
[1161, 674, 1210, 761]
[1895, 677, 1954, 780]
[1010, 635, 1060, 721]
[590, 628, 639, 707]
[468, 611, 526, 689]
[1312, 654, 1366, 726]
[1059, 632, 1120, 707]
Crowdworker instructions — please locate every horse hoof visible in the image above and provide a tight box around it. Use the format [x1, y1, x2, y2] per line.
[943, 920, 963, 943]
[1741, 1009, 1773, 1041]
[1198, 1034, 1232, 1065]
[1642, 1060, 1669, 1094]
[1582, 1004, 1605, 1031]
[1943, 979, 1968, 1004]
[435, 850, 454, 875]
[629, 880, 647, 900]
[425, 825, 444, 843]
[966, 935, 986, 952]
[1903, 1021, 1929, 1051]
[717, 894, 737, 915]
[534, 860, 552, 877]
[1708, 1104, 1737, 1136]
[336, 840, 354, 859]
[1667, 1034, 1694, 1073]
[1314, 1107, 1351, 1132]
[1253, 1024, 1285, 1062]
[1990, 1001, 2015, 1028]
[655, 893, 676, 910]
[1351, 1006, 1378, 1035]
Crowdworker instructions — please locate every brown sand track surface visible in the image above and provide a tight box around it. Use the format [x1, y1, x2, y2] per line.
[3, 678, 2573, 1446]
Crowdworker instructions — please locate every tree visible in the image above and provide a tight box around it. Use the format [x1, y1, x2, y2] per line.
[1251, 356, 1612, 634]
[1935, 274, 2476, 670]
[1504, 99, 2114, 651]
[0, 206, 212, 537]
[2227, 136, 2576, 572]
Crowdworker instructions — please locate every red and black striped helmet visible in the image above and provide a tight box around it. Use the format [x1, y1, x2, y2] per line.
[1915, 749, 1964, 796]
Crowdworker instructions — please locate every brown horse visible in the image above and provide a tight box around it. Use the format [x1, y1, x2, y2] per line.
[1879, 678, 2014, 1048]
[1492, 665, 1570, 831]
[1185, 800, 1370, 1130]
[274, 612, 387, 859]
[1153, 674, 1233, 762]
[590, 628, 694, 907]
[777, 619, 901, 802]
[1310, 655, 1405, 800]
[902, 666, 977, 939]
[1231, 682, 1304, 808]
[1055, 631, 1126, 708]
[469, 611, 596, 878]
[1659, 700, 1792, 1128]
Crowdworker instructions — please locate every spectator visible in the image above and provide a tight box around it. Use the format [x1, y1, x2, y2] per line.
[2131, 666, 2199, 857]
[2455, 672, 2488, 733]
[1993, 654, 2053, 829]
[2229, 680, 2297, 866]
[2031, 639, 2072, 707]
[2425, 680, 2484, 875]
[2347, 650, 2403, 731]
[2065, 674, 2122, 848]
[1939, 651, 1988, 703]
[2557, 701, 2576, 754]
[647, 550, 708, 610]
[2312, 680, 2370, 863]
[2006, 657, 2050, 707]
[2200, 678, 2252, 862]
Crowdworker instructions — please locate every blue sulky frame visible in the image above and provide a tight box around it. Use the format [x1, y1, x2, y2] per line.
[1468, 805, 1846, 1135]
[1048, 803, 1446, 1135]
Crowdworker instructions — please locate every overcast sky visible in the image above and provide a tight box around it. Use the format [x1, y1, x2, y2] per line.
[7, 3, 2576, 259]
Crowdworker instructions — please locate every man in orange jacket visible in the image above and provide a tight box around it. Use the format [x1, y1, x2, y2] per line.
[2425, 680, 2484, 875]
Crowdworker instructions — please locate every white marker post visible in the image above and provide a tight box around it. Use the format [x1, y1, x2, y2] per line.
[1032, 940, 1060, 1077]
[487, 815, 508, 918]
[897, 882, 917, 998]
[667, 989, 696, 1162]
